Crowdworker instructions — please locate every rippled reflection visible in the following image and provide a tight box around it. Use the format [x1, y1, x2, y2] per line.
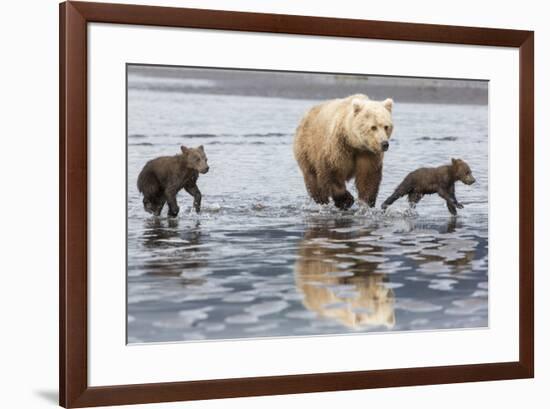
[295, 219, 395, 330]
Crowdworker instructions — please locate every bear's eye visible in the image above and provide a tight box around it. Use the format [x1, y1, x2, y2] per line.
[384, 125, 389, 131]
[371, 126, 377, 131]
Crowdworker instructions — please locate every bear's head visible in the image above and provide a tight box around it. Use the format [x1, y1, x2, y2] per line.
[181, 145, 209, 174]
[451, 158, 475, 185]
[347, 96, 394, 154]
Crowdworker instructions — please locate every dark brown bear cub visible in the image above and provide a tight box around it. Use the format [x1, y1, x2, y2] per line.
[137, 145, 209, 217]
[381, 158, 475, 215]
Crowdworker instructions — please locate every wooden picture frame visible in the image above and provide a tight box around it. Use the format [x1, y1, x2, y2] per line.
[60, 1, 534, 407]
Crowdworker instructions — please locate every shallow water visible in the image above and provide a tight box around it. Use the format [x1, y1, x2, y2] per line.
[127, 72, 488, 343]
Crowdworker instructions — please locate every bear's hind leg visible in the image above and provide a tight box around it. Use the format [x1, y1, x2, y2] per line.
[143, 195, 165, 216]
[330, 180, 354, 210]
[333, 190, 354, 210]
[165, 189, 180, 218]
[407, 192, 423, 209]
[381, 178, 411, 210]
[152, 196, 166, 216]
[304, 169, 329, 205]
[143, 197, 154, 214]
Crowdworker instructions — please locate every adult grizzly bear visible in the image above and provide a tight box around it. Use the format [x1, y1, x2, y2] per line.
[137, 145, 209, 217]
[293, 94, 394, 209]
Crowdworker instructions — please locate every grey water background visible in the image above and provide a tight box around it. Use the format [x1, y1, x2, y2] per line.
[127, 65, 489, 343]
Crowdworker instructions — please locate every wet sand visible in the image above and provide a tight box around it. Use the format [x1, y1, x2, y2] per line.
[128, 65, 488, 105]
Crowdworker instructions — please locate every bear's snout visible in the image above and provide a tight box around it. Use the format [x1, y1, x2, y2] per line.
[200, 166, 210, 174]
[462, 174, 475, 185]
[381, 141, 389, 152]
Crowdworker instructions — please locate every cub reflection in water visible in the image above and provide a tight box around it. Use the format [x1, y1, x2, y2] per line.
[140, 218, 208, 279]
[294, 219, 395, 330]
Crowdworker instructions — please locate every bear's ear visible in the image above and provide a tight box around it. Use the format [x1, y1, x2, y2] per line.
[451, 158, 458, 165]
[383, 98, 393, 113]
[180, 145, 189, 154]
[198, 145, 204, 152]
[352, 98, 364, 115]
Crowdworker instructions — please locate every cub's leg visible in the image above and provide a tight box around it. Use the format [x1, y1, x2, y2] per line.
[151, 195, 166, 216]
[438, 189, 457, 215]
[183, 182, 202, 213]
[143, 197, 155, 214]
[449, 185, 463, 208]
[143, 194, 165, 216]
[407, 192, 423, 209]
[355, 153, 383, 207]
[165, 187, 180, 217]
[381, 178, 411, 210]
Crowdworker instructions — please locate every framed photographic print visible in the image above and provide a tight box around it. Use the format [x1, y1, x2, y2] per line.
[60, 1, 534, 407]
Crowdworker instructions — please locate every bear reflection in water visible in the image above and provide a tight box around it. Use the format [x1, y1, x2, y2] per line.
[294, 219, 395, 330]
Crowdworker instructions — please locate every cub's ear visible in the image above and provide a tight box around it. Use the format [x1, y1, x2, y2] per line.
[352, 98, 364, 115]
[180, 145, 189, 153]
[451, 158, 458, 165]
[383, 98, 393, 113]
[198, 145, 204, 152]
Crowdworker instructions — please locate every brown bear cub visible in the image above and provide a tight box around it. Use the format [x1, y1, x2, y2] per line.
[381, 158, 475, 215]
[137, 145, 209, 217]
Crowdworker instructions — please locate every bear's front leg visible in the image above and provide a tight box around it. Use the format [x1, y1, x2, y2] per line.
[438, 189, 457, 216]
[449, 185, 463, 208]
[355, 153, 383, 207]
[184, 182, 202, 213]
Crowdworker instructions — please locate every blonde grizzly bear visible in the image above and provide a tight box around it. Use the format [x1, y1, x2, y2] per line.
[293, 94, 394, 209]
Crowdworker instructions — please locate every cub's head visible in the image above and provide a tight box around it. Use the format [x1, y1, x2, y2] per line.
[452, 158, 475, 185]
[181, 145, 209, 174]
[347, 95, 394, 154]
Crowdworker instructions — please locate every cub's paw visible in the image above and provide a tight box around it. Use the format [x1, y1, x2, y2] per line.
[447, 204, 457, 216]
[168, 207, 180, 218]
[143, 201, 155, 214]
[334, 191, 355, 210]
[456, 202, 464, 209]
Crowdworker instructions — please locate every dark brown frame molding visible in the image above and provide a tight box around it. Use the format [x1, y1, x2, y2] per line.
[60, 1, 534, 407]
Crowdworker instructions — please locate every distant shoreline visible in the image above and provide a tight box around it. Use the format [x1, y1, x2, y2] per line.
[128, 65, 488, 106]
